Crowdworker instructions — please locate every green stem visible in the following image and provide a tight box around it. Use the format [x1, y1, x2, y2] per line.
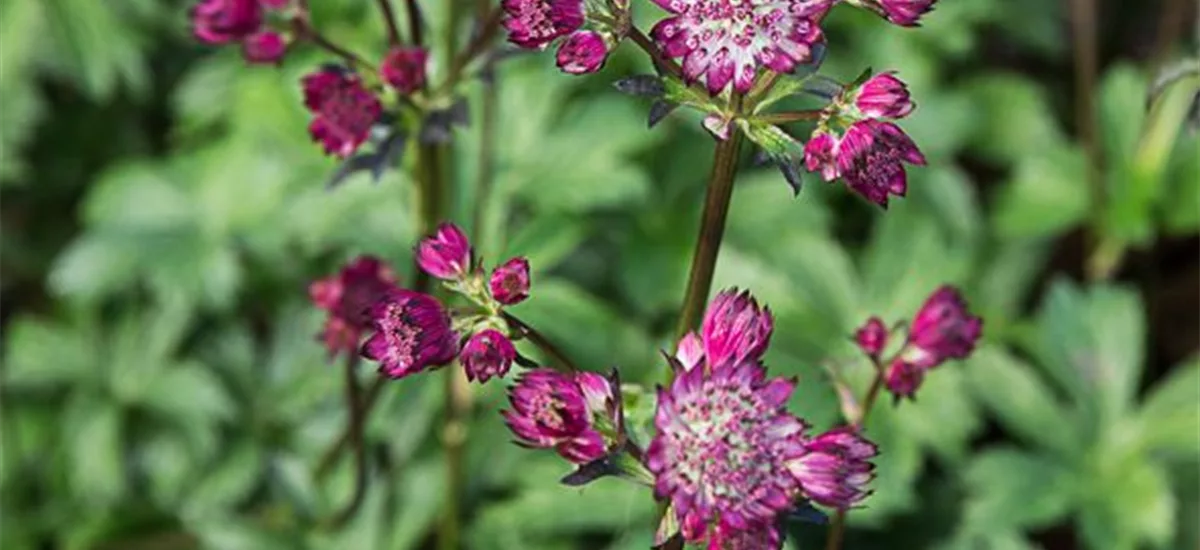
[825, 356, 887, 550]
[322, 354, 367, 528]
[671, 132, 745, 356]
[376, 0, 402, 47]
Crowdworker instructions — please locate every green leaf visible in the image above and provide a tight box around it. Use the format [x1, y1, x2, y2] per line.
[192, 518, 298, 550]
[63, 397, 125, 506]
[183, 440, 265, 518]
[502, 215, 590, 274]
[966, 347, 1077, 456]
[2, 315, 98, 389]
[991, 144, 1089, 240]
[894, 366, 983, 463]
[961, 448, 1073, 535]
[963, 74, 1066, 162]
[383, 459, 446, 550]
[1079, 453, 1175, 550]
[1132, 356, 1199, 456]
[141, 362, 236, 424]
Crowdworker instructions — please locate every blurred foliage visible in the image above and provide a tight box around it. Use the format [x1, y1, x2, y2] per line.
[2, 0, 1198, 549]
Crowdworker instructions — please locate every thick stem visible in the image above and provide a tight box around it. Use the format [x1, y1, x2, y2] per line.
[323, 354, 368, 528]
[404, 0, 424, 46]
[503, 312, 580, 373]
[1068, 0, 1106, 281]
[376, 0, 403, 47]
[671, 133, 745, 355]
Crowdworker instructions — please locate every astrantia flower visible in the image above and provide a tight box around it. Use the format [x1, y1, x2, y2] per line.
[803, 132, 838, 181]
[416, 223, 473, 280]
[191, 0, 261, 44]
[460, 329, 516, 383]
[309, 256, 398, 358]
[883, 358, 924, 399]
[503, 369, 608, 463]
[787, 426, 877, 509]
[710, 523, 784, 550]
[852, 72, 914, 119]
[647, 360, 806, 545]
[489, 257, 531, 305]
[854, 316, 888, 358]
[242, 30, 287, 64]
[301, 68, 382, 158]
[874, 0, 937, 27]
[835, 119, 926, 208]
[906, 286, 981, 367]
[701, 288, 773, 369]
[382, 46, 429, 94]
[361, 289, 457, 379]
[502, 0, 584, 49]
[649, 0, 831, 94]
[556, 30, 608, 74]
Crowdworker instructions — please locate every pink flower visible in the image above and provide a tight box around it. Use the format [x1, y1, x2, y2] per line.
[709, 524, 784, 550]
[301, 69, 382, 158]
[242, 30, 287, 64]
[502, 0, 584, 49]
[489, 257, 531, 305]
[835, 119, 926, 208]
[460, 329, 516, 383]
[555, 31, 608, 74]
[382, 46, 429, 94]
[803, 132, 839, 182]
[647, 360, 807, 546]
[854, 316, 888, 358]
[674, 332, 705, 371]
[415, 223, 473, 280]
[309, 256, 399, 359]
[503, 369, 609, 463]
[853, 72, 914, 119]
[876, 0, 937, 27]
[700, 288, 773, 369]
[191, 0, 262, 44]
[649, 0, 831, 94]
[906, 286, 982, 367]
[361, 289, 458, 379]
[787, 426, 877, 509]
[883, 358, 924, 399]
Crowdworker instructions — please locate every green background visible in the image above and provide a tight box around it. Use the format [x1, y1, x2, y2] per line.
[2, 0, 1198, 549]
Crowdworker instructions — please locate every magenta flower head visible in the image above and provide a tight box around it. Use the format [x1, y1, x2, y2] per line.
[701, 288, 774, 369]
[489, 257, 531, 305]
[460, 329, 516, 383]
[503, 369, 608, 464]
[835, 119, 926, 208]
[647, 360, 806, 546]
[415, 223, 473, 280]
[906, 286, 982, 367]
[382, 46, 429, 94]
[852, 72, 915, 119]
[874, 0, 937, 27]
[556, 30, 608, 74]
[854, 316, 888, 358]
[502, 0, 584, 49]
[803, 132, 839, 182]
[191, 0, 261, 44]
[309, 256, 398, 358]
[787, 426, 877, 509]
[302, 68, 382, 158]
[649, 0, 830, 94]
[884, 358, 924, 400]
[361, 289, 458, 379]
[242, 30, 287, 64]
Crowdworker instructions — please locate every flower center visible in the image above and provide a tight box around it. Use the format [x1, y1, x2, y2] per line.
[380, 302, 420, 367]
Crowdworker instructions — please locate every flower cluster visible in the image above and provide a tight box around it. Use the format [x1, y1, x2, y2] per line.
[854, 285, 983, 400]
[502, 0, 629, 75]
[309, 256, 399, 358]
[503, 369, 620, 463]
[415, 222, 533, 382]
[302, 68, 384, 158]
[804, 72, 926, 208]
[191, 0, 292, 64]
[650, 289, 877, 547]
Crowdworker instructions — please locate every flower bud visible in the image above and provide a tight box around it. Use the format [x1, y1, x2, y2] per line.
[854, 316, 888, 357]
[853, 72, 915, 119]
[489, 257, 531, 305]
[460, 329, 516, 383]
[415, 223, 473, 280]
[701, 288, 773, 368]
[884, 358, 925, 400]
[242, 30, 287, 64]
[907, 286, 982, 367]
[382, 46, 429, 94]
[788, 427, 878, 510]
[556, 31, 609, 75]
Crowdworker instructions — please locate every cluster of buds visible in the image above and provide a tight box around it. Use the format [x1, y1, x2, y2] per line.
[502, 0, 631, 75]
[854, 286, 983, 400]
[191, 0, 293, 64]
